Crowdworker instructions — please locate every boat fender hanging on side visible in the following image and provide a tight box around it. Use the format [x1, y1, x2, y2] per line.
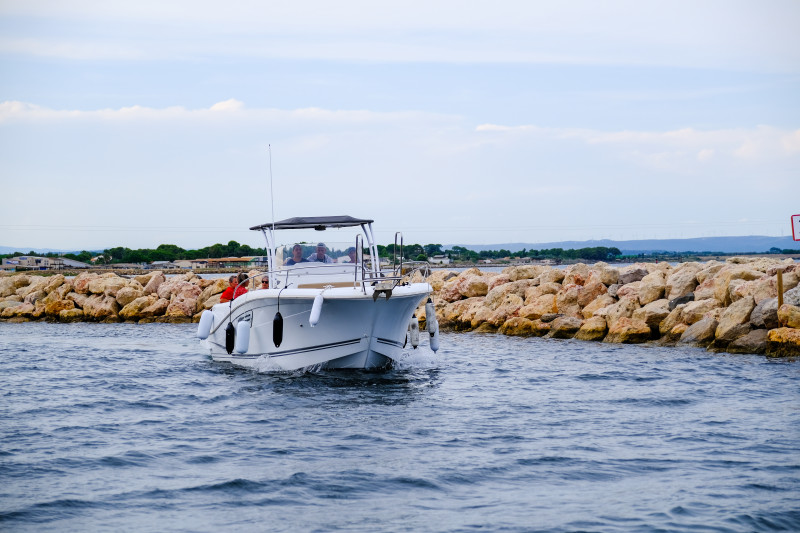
[430, 321, 440, 353]
[409, 314, 420, 349]
[225, 322, 235, 354]
[234, 320, 251, 354]
[273, 311, 283, 348]
[425, 297, 438, 334]
[196, 310, 213, 339]
[309, 293, 324, 327]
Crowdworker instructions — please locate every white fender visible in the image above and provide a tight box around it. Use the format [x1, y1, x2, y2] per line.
[430, 322, 440, 353]
[196, 310, 213, 339]
[309, 293, 324, 327]
[425, 299, 437, 334]
[409, 315, 420, 349]
[234, 320, 251, 353]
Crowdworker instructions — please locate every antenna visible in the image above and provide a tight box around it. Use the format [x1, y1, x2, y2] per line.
[269, 144, 275, 232]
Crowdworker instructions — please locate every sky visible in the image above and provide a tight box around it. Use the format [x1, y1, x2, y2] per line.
[1, 0, 799, 252]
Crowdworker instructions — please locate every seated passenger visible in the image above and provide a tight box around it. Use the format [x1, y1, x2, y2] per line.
[220, 274, 248, 302]
[284, 244, 309, 266]
[260, 277, 269, 289]
[346, 247, 358, 263]
[307, 242, 335, 263]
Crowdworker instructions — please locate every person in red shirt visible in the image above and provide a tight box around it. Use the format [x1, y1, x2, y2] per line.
[220, 274, 248, 303]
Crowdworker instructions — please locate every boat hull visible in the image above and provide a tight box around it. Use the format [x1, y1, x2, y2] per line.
[202, 283, 430, 370]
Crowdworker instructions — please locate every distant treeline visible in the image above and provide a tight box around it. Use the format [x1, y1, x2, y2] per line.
[2, 243, 798, 265]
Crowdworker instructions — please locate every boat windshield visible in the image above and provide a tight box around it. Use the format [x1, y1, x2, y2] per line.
[276, 241, 366, 269]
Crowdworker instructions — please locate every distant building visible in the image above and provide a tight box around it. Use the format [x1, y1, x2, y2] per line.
[1, 256, 65, 271]
[428, 255, 451, 265]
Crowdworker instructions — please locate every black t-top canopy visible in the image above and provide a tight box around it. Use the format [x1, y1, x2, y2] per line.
[249, 216, 374, 231]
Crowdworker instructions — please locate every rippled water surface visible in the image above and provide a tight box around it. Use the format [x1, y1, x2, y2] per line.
[1, 322, 799, 532]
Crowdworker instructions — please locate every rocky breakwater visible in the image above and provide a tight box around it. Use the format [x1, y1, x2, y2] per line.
[413, 258, 800, 357]
[0, 271, 255, 323]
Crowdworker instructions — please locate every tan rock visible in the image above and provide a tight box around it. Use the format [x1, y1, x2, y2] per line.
[604, 317, 651, 344]
[72, 272, 101, 294]
[498, 317, 537, 336]
[766, 327, 800, 357]
[665, 263, 701, 299]
[485, 280, 534, 310]
[713, 266, 763, 306]
[0, 274, 30, 298]
[731, 276, 777, 305]
[59, 308, 84, 322]
[638, 271, 666, 305]
[678, 317, 718, 346]
[577, 281, 608, 308]
[664, 323, 688, 342]
[82, 294, 120, 320]
[778, 304, 800, 329]
[590, 262, 619, 285]
[618, 264, 648, 284]
[632, 299, 669, 329]
[574, 315, 607, 341]
[681, 299, 721, 325]
[597, 296, 640, 329]
[426, 270, 457, 291]
[547, 316, 583, 339]
[23, 289, 47, 305]
[538, 268, 565, 284]
[66, 291, 89, 309]
[487, 274, 512, 292]
[519, 294, 557, 320]
[581, 294, 616, 319]
[143, 271, 166, 296]
[616, 281, 641, 302]
[16, 276, 49, 299]
[119, 295, 158, 320]
[88, 274, 127, 296]
[563, 263, 590, 286]
[142, 297, 169, 318]
[504, 264, 548, 281]
[199, 293, 223, 312]
[43, 274, 66, 294]
[715, 296, 755, 343]
[197, 278, 228, 309]
[693, 278, 716, 301]
[555, 284, 582, 318]
[529, 319, 552, 337]
[696, 262, 724, 284]
[659, 304, 687, 336]
[116, 286, 145, 307]
[45, 299, 75, 317]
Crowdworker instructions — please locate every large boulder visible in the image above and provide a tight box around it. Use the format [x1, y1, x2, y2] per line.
[681, 298, 722, 325]
[562, 263, 590, 286]
[638, 271, 666, 305]
[16, 276, 49, 299]
[498, 317, 538, 336]
[504, 264, 548, 282]
[0, 275, 30, 297]
[665, 263, 701, 300]
[439, 269, 489, 302]
[538, 268, 565, 285]
[604, 317, 651, 344]
[72, 272, 101, 294]
[615, 281, 642, 302]
[582, 294, 616, 318]
[197, 278, 228, 309]
[426, 270, 457, 291]
[486, 294, 524, 327]
[778, 304, 800, 329]
[678, 317, 718, 347]
[727, 329, 769, 354]
[750, 297, 779, 329]
[713, 266, 763, 306]
[555, 284, 582, 318]
[518, 294, 557, 320]
[659, 304, 687, 336]
[766, 328, 800, 357]
[693, 278, 716, 301]
[696, 262, 725, 284]
[783, 286, 800, 306]
[88, 274, 128, 296]
[577, 281, 608, 308]
[116, 286, 145, 307]
[618, 264, 648, 285]
[596, 296, 640, 329]
[82, 294, 120, 320]
[546, 316, 583, 339]
[143, 271, 166, 296]
[730, 276, 776, 305]
[485, 280, 534, 310]
[632, 299, 670, 329]
[574, 315, 608, 341]
[120, 295, 159, 320]
[44, 298, 75, 317]
[590, 262, 619, 286]
[715, 296, 756, 345]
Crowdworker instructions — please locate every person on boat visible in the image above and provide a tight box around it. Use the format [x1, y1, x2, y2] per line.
[220, 274, 248, 302]
[284, 244, 309, 266]
[259, 277, 269, 289]
[346, 247, 357, 263]
[307, 242, 335, 263]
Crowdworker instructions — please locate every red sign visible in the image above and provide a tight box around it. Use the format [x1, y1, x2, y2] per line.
[793, 214, 800, 241]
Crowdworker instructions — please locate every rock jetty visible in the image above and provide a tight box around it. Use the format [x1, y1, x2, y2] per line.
[0, 270, 258, 324]
[411, 258, 800, 357]
[2, 258, 799, 357]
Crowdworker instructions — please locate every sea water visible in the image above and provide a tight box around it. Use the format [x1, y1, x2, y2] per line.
[1, 322, 798, 532]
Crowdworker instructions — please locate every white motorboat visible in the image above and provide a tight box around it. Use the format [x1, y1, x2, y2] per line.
[197, 216, 439, 370]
